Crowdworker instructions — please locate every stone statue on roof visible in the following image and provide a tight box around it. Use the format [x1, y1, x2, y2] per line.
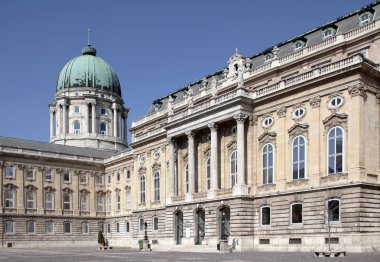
[167, 95, 174, 116]
[210, 76, 218, 97]
[187, 86, 194, 107]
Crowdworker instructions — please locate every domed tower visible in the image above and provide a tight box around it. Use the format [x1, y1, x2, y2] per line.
[48, 43, 128, 151]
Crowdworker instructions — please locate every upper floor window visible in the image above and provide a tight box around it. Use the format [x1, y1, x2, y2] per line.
[126, 190, 131, 209]
[74, 106, 80, 113]
[292, 136, 306, 180]
[107, 175, 111, 184]
[73, 120, 81, 134]
[230, 151, 237, 187]
[80, 195, 88, 211]
[26, 168, 35, 180]
[322, 27, 336, 39]
[292, 107, 305, 119]
[359, 11, 374, 26]
[100, 123, 107, 135]
[107, 194, 112, 212]
[327, 199, 341, 223]
[328, 96, 344, 109]
[293, 40, 306, 51]
[97, 196, 105, 212]
[125, 169, 131, 180]
[80, 174, 87, 184]
[154, 171, 160, 202]
[4, 190, 15, 208]
[26, 191, 36, 209]
[265, 52, 274, 63]
[116, 172, 120, 182]
[260, 206, 271, 226]
[44, 170, 53, 181]
[262, 116, 274, 128]
[290, 203, 303, 224]
[97, 175, 104, 185]
[63, 172, 70, 183]
[140, 175, 146, 204]
[263, 144, 274, 185]
[45, 192, 54, 210]
[100, 108, 106, 115]
[327, 127, 344, 175]
[63, 193, 71, 211]
[116, 192, 121, 211]
[185, 164, 189, 193]
[5, 165, 15, 178]
[206, 158, 211, 190]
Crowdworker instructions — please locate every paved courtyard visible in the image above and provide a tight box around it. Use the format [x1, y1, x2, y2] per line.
[0, 247, 379, 262]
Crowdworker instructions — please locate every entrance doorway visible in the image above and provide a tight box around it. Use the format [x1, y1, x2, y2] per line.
[175, 212, 183, 244]
[219, 207, 230, 240]
[195, 209, 205, 245]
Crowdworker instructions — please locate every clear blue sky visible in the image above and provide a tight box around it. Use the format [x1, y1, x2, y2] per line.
[0, 0, 373, 143]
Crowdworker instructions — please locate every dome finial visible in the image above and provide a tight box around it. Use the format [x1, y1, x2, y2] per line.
[88, 26, 91, 46]
[82, 27, 96, 56]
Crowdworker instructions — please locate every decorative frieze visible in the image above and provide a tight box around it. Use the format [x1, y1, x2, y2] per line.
[276, 107, 287, 118]
[348, 82, 367, 100]
[309, 96, 321, 108]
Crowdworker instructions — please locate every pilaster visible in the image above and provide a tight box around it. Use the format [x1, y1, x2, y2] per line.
[233, 113, 248, 195]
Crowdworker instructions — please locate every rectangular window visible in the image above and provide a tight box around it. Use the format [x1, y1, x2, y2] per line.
[44, 171, 53, 181]
[80, 174, 87, 184]
[45, 192, 54, 210]
[97, 175, 104, 185]
[82, 222, 89, 234]
[26, 168, 34, 180]
[291, 203, 303, 224]
[126, 169, 130, 180]
[139, 218, 144, 231]
[46, 221, 54, 234]
[259, 239, 270, 244]
[5, 221, 14, 234]
[107, 175, 111, 184]
[74, 106, 80, 113]
[100, 108, 106, 115]
[116, 222, 120, 233]
[325, 237, 339, 244]
[289, 238, 302, 244]
[327, 199, 341, 223]
[126, 191, 131, 209]
[261, 206, 271, 226]
[107, 223, 111, 233]
[63, 222, 71, 233]
[5, 166, 14, 178]
[153, 217, 159, 231]
[26, 221, 36, 234]
[63, 172, 70, 182]
[126, 221, 130, 233]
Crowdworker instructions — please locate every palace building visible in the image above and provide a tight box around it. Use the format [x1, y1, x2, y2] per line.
[1, 2, 380, 252]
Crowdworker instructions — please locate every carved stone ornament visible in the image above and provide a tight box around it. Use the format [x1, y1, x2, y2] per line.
[167, 137, 175, 145]
[322, 113, 348, 134]
[227, 138, 237, 153]
[96, 190, 105, 197]
[138, 166, 147, 175]
[79, 189, 90, 195]
[276, 107, 287, 118]
[249, 115, 258, 126]
[4, 183, 18, 191]
[207, 122, 218, 131]
[348, 82, 367, 100]
[234, 113, 248, 123]
[376, 93, 380, 104]
[152, 163, 161, 172]
[185, 130, 195, 137]
[309, 96, 321, 108]
[258, 131, 277, 147]
[25, 185, 38, 192]
[44, 186, 55, 192]
[210, 76, 218, 97]
[62, 187, 73, 194]
[203, 146, 211, 158]
[288, 123, 309, 139]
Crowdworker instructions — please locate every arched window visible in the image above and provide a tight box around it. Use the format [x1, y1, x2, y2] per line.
[140, 175, 146, 204]
[185, 164, 189, 193]
[97, 196, 105, 212]
[263, 144, 274, 185]
[63, 193, 71, 211]
[292, 136, 306, 180]
[206, 158, 211, 190]
[154, 171, 160, 201]
[100, 122, 107, 135]
[26, 191, 36, 209]
[80, 195, 88, 211]
[73, 121, 81, 134]
[326, 198, 341, 223]
[230, 151, 237, 187]
[116, 191, 121, 211]
[4, 190, 15, 208]
[45, 192, 54, 210]
[327, 127, 344, 175]
[107, 194, 112, 212]
[153, 216, 159, 231]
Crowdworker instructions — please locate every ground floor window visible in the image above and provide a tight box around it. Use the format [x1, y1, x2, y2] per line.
[46, 221, 54, 234]
[26, 221, 36, 234]
[63, 222, 71, 233]
[261, 206, 271, 226]
[82, 221, 89, 234]
[5, 221, 14, 234]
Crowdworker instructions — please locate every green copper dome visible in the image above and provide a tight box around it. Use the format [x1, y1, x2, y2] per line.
[56, 45, 121, 96]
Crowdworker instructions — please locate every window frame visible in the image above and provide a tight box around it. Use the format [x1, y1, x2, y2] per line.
[80, 194, 88, 212]
[26, 168, 35, 180]
[63, 221, 72, 234]
[26, 191, 36, 209]
[4, 190, 15, 209]
[139, 218, 145, 231]
[359, 11, 373, 26]
[292, 136, 307, 180]
[5, 220, 14, 234]
[322, 27, 336, 39]
[327, 126, 344, 175]
[45, 221, 54, 235]
[81, 221, 89, 234]
[80, 174, 88, 184]
[116, 191, 121, 211]
[63, 172, 71, 183]
[125, 221, 130, 233]
[44, 170, 53, 181]
[153, 216, 159, 232]
[107, 194, 112, 212]
[140, 175, 146, 204]
[263, 143, 275, 185]
[153, 171, 160, 202]
[73, 120, 81, 134]
[260, 206, 271, 226]
[26, 220, 36, 234]
[290, 203, 303, 225]
[97, 195, 105, 212]
[5, 165, 15, 178]
[206, 157, 211, 190]
[45, 192, 54, 210]
[185, 163, 189, 193]
[230, 150, 237, 187]
[100, 122, 107, 135]
[326, 198, 341, 223]
[63, 193, 71, 211]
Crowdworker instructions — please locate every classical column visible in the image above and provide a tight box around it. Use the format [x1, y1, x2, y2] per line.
[62, 103, 67, 135]
[49, 108, 55, 139]
[123, 111, 128, 143]
[118, 110, 122, 138]
[185, 130, 196, 195]
[234, 113, 248, 195]
[91, 103, 96, 134]
[84, 103, 89, 133]
[113, 105, 117, 137]
[17, 165, 25, 214]
[166, 137, 176, 204]
[208, 123, 219, 190]
[56, 106, 61, 136]
[0, 161, 3, 212]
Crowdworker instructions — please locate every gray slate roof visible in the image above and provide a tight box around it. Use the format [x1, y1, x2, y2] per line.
[0, 136, 117, 159]
[144, 1, 380, 117]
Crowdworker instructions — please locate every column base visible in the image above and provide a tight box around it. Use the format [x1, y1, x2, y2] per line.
[207, 189, 218, 199]
[166, 196, 174, 205]
[185, 193, 193, 202]
[233, 185, 249, 196]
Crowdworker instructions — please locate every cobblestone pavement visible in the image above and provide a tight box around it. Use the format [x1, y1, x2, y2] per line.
[0, 247, 379, 262]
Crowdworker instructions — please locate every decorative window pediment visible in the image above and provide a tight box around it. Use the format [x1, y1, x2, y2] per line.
[203, 146, 211, 158]
[96, 190, 105, 197]
[138, 166, 147, 175]
[227, 139, 237, 153]
[258, 132, 277, 147]
[152, 163, 161, 172]
[79, 189, 90, 195]
[4, 183, 18, 191]
[25, 185, 38, 192]
[288, 123, 309, 139]
[322, 113, 348, 134]
[44, 186, 55, 192]
[62, 187, 74, 194]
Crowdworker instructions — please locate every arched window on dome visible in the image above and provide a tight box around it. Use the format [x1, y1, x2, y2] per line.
[73, 121, 81, 134]
[100, 123, 107, 135]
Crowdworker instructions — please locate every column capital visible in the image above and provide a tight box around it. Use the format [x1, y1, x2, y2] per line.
[207, 122, 218, 131]
[185, 130, 195, 137]
[167, 137, 176, 144]
[234, 113, 248, 123]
